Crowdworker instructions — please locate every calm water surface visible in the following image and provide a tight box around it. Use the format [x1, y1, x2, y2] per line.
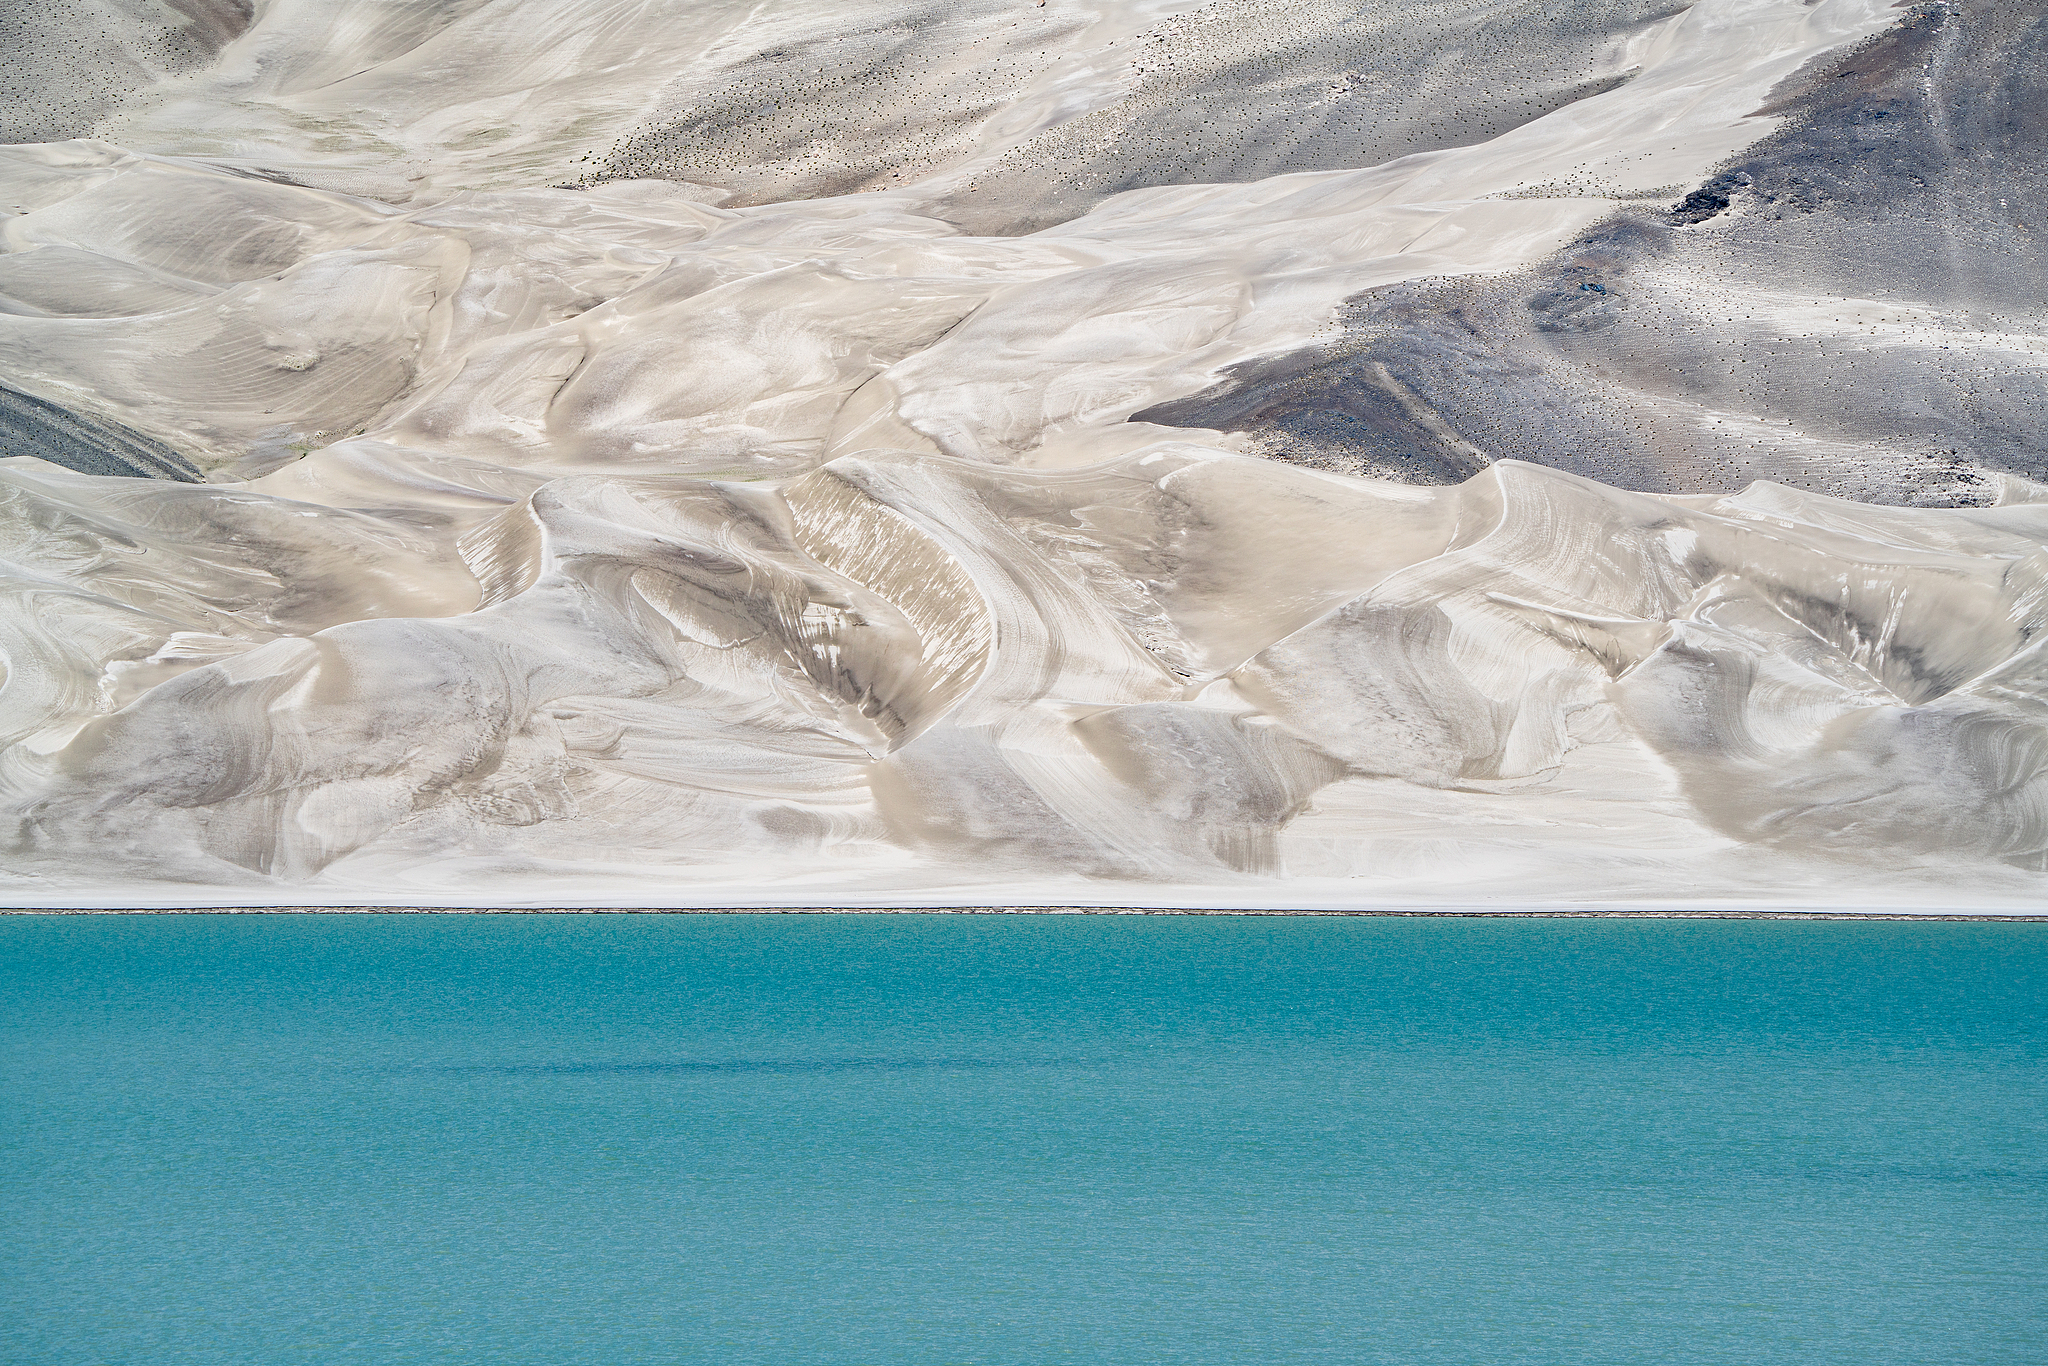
[3, 913, 2043, 1365]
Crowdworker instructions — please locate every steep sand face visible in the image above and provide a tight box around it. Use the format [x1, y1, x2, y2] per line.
[1142, 2, 2048, 507]
[5, 0, 2047, 909]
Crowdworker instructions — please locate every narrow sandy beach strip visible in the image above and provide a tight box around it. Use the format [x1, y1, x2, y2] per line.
[9, 905, 2044, 920]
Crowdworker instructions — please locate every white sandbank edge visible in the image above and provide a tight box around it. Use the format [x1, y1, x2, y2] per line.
[4, 900, 2043, 919]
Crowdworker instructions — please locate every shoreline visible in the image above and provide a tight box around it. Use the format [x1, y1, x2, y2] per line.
[4, 905, 2044, 921]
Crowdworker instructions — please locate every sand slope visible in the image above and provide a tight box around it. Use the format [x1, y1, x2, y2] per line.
[5, 0, 2047, 910]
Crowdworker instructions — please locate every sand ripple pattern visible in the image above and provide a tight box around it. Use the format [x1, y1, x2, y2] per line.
[3, 0, 2041, 908]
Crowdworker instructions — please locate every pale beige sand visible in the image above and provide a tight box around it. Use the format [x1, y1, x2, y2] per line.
[7, 0, 2044, 911]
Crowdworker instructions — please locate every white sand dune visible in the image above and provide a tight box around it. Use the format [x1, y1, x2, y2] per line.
[4, 0, 2046, 910]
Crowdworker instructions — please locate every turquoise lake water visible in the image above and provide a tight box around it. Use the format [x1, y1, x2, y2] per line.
[3, 913, 2044, 1365]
